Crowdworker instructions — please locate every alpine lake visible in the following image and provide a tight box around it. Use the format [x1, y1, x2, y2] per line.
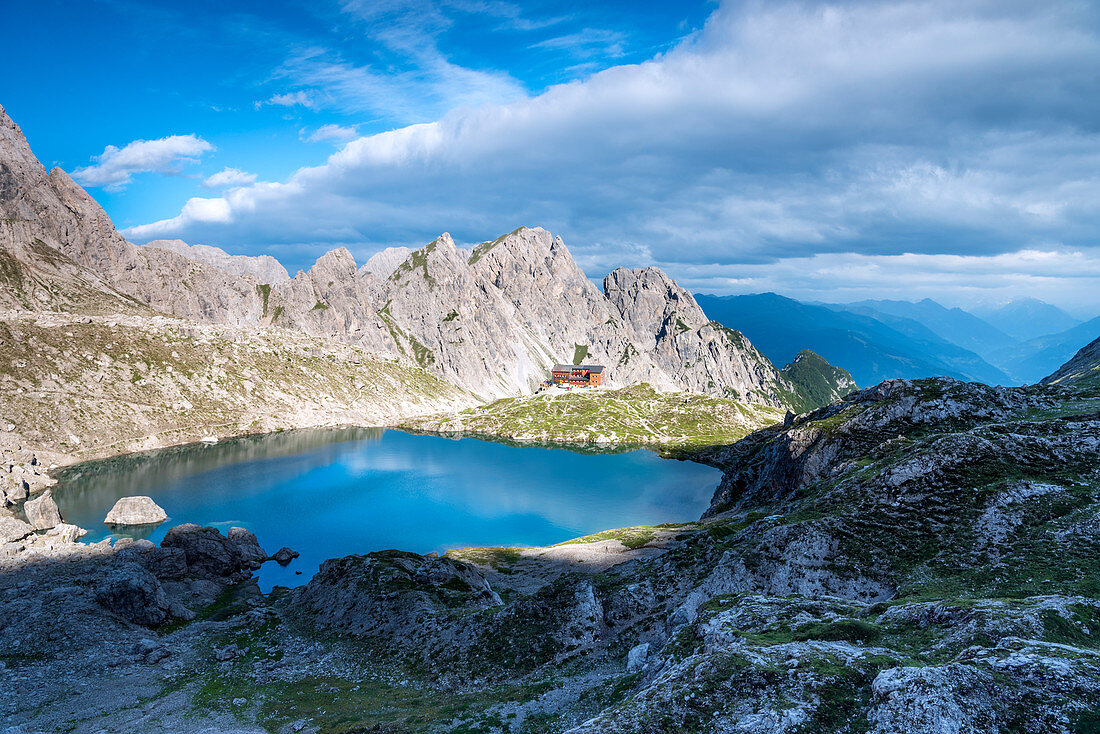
[52, 428, 722, 591]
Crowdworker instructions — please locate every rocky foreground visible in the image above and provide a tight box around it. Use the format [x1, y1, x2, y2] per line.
[3, 370, 1100, 733]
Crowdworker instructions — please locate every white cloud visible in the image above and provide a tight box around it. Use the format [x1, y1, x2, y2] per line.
[126, 0, 1100, 310]
[73, 134, 213, 190]
[125, 196, 233, 239]
[302, 123, 361, 144]
[257, 91, 318, 110]
[201, 167, 258, 188]
[669, 247, 1100, 314]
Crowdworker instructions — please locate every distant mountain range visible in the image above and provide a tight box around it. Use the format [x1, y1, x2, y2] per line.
[696, 293, 1100, 387]
[972, 297, 1083, 341]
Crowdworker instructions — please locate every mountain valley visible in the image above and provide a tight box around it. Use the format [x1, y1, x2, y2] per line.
[2, 98, 1100, 734]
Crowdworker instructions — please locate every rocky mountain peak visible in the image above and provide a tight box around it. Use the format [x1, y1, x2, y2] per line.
[144, 239, 290, 283]
[361, 246, 412, 279]
[310, 247, 358, 280]
[604, 266, 708, 343]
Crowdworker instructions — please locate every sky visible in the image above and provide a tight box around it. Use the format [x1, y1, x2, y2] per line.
[3, 0, 1100, 316]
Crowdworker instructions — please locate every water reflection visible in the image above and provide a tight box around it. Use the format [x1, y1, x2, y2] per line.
[53, 428, 721, 591]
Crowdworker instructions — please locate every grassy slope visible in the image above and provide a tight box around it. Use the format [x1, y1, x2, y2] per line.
[777, 349, 857, 413]
[0, 314, 469, 463]
[403, 383, 786, 452]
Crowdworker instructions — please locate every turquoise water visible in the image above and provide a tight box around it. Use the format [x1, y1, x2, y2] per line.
[53, 428, 722, 591]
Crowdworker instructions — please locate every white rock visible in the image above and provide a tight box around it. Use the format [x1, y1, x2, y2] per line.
[24, 489, 62, 530]
[627, 642, 650, 671]
[104, 496, 168, 526]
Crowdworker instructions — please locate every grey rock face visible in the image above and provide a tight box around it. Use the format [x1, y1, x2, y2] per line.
[0, 513, 34, 543]
[0, 104, 264, 323]
[143, 240, 290, 283]
[95, 562, 170, 626]
[2, 101, 845, 413]
[161, 524, 242, 577]
[104, 496, 167, 526]
[116, 541, 188, 581]
[626, 642, 650, 671]
[272, 547, 299, 565]
[23, 489, 62, 530]
[295, 550, 501, 640]
[360, 246, 412, 278]
[227, 527, 267, 569]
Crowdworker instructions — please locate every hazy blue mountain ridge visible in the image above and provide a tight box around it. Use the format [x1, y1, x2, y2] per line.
[972, 297, 1082, 341]
[837, 298, 1019, 356]
[695, 293, 1013, 387]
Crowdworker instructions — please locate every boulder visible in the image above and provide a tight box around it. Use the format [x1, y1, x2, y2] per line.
[0, 513, 34, 543]
[104, 496, 167, 526]
[3, 478, 28, 505]
[627, 642, 650, 672]
[272, 546, 299, 566]
[161, 524, 242, 577]
[24, 489, 62, 530]
[96, 562, 170, 626]
[228, 526, 267, 569]
[46, 523, 87, 543]
[116, 539, 188, 580]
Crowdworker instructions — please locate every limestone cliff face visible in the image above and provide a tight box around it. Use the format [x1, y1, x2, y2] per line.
[0, 102, 851, 410]
[0, 104, 262, 323]
[360, 246, 412, 279]
[263, 248, 398, 358]
[143, 240, 290, 283]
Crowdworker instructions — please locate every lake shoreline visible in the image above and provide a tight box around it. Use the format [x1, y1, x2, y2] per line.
[44, 427, 724, 592]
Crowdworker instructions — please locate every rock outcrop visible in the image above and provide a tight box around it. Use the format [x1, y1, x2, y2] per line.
[23, 488, 62, 530]
[1, 102, 851, 413]
[227, 526, 267, 569]
[95, 562, 170, 626]
[0, 104, 263, 323]
[104, 496, 167, 526]
[161, 524, 244, 577]
[0, 511, 33, 543]
[144, 239, 290, 283]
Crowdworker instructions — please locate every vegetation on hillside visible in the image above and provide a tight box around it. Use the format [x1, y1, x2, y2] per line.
[403, 383, 786, 452]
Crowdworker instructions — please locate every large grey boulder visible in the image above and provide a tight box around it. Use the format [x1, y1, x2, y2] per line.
[161, 524, 242, 577]
[115, 538, 189, 580]
[24, 489, 62, 530]
[0, 512, 34, 543]
[104, 496, 167, 526]
[227, 526, 267, 569]
[95, 562, 170, 626]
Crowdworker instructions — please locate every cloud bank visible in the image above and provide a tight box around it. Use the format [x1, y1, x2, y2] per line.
[74, 134, 213, 191]
[123, 0, 1100, 310]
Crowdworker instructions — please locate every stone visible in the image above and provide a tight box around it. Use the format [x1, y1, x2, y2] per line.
[96, 562, 170, 626]
[627, 642, 650, 672]
[168, 601, 196, 621]
[161, 524, 242, 577]
[228, 526, 268, 569]
[46, 523, 87, 543]
[272, 547, 299, 566]
[214, 643, 240, 661]
[103, 496, 167, 526]
[0, 514, 34, 543]
[132, 638, 170, 664]
[23, 489, 62, 530]
[116, 541, 188, 580]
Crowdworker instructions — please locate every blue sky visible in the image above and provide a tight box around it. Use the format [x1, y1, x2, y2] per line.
[4, 0, 1100, 315]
